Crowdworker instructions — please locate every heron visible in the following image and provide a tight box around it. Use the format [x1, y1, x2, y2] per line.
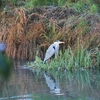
[43, 40, 64, 63]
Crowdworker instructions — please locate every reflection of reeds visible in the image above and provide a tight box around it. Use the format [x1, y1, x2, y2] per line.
[46, 69, 93, 90]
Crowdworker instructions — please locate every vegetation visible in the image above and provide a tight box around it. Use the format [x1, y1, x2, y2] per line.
[0, 6, 99, 60]
[0, 0, 99, 14]
[0, 1, 100, 100]
[26, 46, 100, 71]
[0, 0, 100, 70]
[0, 53, 13, 79]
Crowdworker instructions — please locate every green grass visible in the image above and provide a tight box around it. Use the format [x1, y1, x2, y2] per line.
[1, 0, 99, 14]
[90, 4, 98, 14]
[26, 46, 100, 72]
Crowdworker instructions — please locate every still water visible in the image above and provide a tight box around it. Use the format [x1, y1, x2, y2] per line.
[0, 60, 100, 100]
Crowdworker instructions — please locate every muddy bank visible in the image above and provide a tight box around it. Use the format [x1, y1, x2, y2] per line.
[0, 7, 100, 60]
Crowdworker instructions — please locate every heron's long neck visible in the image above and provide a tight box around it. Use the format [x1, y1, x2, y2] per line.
[54, 43, 59, 57]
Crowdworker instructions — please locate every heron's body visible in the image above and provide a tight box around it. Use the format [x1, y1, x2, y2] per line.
[43, 40, 64, 63]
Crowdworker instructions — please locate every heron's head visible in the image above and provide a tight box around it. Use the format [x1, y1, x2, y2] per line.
[55, 40, 64, 44]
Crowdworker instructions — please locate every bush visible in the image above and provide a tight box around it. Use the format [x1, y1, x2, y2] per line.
[90, 4, 98, 14]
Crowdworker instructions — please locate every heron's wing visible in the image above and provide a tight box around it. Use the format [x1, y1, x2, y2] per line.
[44, 44, 55, 62]
[54, 44, 59, 58]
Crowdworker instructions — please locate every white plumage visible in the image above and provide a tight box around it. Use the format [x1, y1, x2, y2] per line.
[43, 40, 64, 63]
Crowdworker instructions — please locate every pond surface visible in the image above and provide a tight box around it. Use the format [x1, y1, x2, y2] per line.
[0, 60, 100, 100]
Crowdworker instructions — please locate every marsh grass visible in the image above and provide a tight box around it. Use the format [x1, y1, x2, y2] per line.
[1, 6, 100, 60]
[26, 46, 99, 72]
[93, 48, 100, 68]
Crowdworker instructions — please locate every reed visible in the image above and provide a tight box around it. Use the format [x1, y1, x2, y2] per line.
[96, 49, 100, 67]
[26, 45, 99, 71]
[0, 6, 100, 60]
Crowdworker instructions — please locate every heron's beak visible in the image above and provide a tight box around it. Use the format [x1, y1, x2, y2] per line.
[59, 41, 65, 44]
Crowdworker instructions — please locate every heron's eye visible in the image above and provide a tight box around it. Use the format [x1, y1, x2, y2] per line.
[53, 46, 55, 50]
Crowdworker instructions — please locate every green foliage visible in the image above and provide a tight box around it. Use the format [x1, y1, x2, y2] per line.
[91, 0, 100, 10]
[77, 20, 89, 35]
[9, 0, 18, 4]
[1, 0, 21, 5]
[95, 48, 100, 67]
[26, 46, 99, 72]
[74, 46, 92, 68]
[69, 0, 90, 13]
[25, 0, 68, 7]
[57, 0, 68, 6]
[62, 46, 92, 70]
[90, 4, 98, 14]
[25, 0, 45, 8]
[25, 0, 56, 8]
[0, 53, 13, 79]
[65, 0, 99, 14]
[1, 0, 100, 15]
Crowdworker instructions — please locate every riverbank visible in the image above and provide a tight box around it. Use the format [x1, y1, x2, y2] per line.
[0, 6, 100, 60]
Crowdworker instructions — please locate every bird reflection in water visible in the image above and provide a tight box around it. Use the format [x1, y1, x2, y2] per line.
[44, 72, 64, 95]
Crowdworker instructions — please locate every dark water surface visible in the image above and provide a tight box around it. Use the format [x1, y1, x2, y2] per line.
[0, 60, 100, 100]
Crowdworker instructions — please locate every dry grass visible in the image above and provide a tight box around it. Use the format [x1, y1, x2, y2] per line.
[0, 7, 100, 60]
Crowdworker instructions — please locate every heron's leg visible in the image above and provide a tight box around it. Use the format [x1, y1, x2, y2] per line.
[44, 59, 51, 63]
[55, 51, 58, 59]
[47, 59, 51, 63]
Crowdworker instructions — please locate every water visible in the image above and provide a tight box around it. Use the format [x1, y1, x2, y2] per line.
[0, 60, 100, 100]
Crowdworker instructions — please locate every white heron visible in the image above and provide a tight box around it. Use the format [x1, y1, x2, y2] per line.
[43, 40, 64, 63]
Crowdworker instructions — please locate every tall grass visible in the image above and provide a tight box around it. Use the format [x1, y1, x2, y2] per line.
[62, 46, 93, 70]
[26, 45, 99, 71]
[95, 48, 100, 67]
[2, 0, 99, 14]
[1, 0, 99, 61]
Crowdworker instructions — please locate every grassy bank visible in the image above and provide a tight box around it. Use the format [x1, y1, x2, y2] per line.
[0, 0, 100, 70]
[0, 7, 100, 60]
[26, 46, 100, 71]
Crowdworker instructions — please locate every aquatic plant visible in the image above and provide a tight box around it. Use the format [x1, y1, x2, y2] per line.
[26, 45, 99, 71]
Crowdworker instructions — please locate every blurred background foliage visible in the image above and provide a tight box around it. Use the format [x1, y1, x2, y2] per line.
[0, 0, 100, 13]
[0, 53, 13, 79]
